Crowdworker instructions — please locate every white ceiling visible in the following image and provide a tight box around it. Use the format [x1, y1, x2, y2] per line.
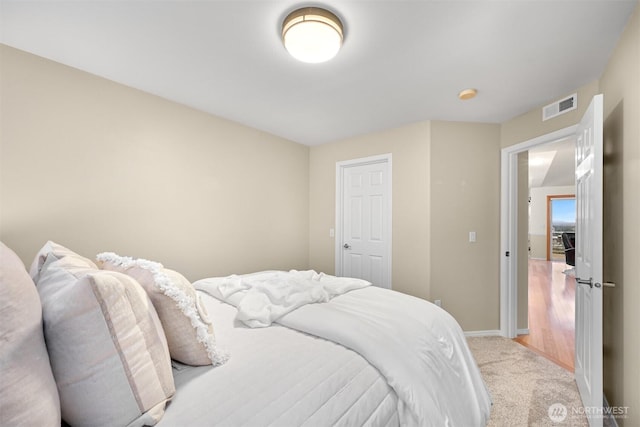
[1, 0, 636, 145]
[529, 137, 576, 188]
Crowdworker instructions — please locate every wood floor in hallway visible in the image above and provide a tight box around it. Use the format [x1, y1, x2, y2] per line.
[514, 259, 576, 372]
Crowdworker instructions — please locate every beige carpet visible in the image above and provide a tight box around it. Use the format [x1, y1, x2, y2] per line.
[467, 336, 588, 427]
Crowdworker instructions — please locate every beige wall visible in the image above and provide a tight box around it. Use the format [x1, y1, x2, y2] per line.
[0, 45, 310, 281]
[501, 80, 600, 148]
[7, 45, 505, 332]
[599, 4, 640, 425]
[309, 120, 503, 332]
[528, 235, 546, 261]
[430, 121, 501, 331]
[308, 121, 431, 300]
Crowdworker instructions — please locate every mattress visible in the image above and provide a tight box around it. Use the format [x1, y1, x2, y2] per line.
[157, 293, 400, 427]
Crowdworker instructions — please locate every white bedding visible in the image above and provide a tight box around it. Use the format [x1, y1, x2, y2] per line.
[157, 293, 400, 427]
[277, 287, 492, 426]
[195, 272, 492, 427]
[207, 270, 370, 327]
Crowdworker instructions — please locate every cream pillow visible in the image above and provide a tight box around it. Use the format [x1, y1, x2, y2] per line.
[0, 242, 60, 426]
[37, 252, 175, 427]
[97, 252, 228, 367]
[30, 240, 97, 284]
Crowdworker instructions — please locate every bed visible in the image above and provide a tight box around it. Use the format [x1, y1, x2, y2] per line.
[0, 241, 491, 427]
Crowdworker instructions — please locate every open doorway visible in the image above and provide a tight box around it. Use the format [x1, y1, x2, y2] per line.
[514, 137, 577, 371]
[501, 96, 605, 419]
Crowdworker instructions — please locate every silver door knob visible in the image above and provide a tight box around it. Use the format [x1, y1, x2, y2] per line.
[343, 243, 351, 249]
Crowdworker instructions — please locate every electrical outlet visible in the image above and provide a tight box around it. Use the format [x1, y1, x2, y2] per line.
[434, 299, 442, 307]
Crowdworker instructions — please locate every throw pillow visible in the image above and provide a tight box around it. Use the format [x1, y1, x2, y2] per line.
[97, 252, 228, 367]
[0, 242, 60, 426]
[37, 253, 175, 427]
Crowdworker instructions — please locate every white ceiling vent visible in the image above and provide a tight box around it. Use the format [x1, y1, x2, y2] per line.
[542, 93, 577, 121]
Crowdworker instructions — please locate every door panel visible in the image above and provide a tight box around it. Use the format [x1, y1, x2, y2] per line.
[370, 195, 383, 241]
[370, 256, 383, 287]
[346, 254, 362, 278]
[574, 94, 603, 427]
[339, 159, 391, 288]
[349, 196, 362, 239]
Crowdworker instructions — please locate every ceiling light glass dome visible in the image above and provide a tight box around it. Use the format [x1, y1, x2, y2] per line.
[282, 7, 344, 64]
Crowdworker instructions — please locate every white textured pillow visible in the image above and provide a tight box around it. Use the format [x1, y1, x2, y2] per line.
[0, 242, 60, 426]
[97, 252, 228, 367]
[37, 253, 175, 427]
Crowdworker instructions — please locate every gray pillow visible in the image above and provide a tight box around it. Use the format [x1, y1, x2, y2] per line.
[0, 242, 60, 426]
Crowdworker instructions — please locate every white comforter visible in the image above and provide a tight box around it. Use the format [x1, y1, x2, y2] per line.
[158, 294, 400, 427]
[202, 270, 371, 327]
[195, 272, 491, 427]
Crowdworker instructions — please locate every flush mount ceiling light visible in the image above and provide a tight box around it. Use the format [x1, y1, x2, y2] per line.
[458, 88, 478, 100]
[282, 7, 344, 64]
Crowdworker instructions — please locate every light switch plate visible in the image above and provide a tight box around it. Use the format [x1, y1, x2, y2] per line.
[469, 231, 476, 242]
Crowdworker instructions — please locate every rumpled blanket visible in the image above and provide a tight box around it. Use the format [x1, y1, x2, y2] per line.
[197, 270, 370, 327]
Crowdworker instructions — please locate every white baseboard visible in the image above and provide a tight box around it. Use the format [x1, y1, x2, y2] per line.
[517, 328, 530, 335]
[464, 330, 502, 337]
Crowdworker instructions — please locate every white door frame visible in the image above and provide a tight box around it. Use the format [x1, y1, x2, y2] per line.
[335, 153, 392, 288]
[500, 125, 577, 337]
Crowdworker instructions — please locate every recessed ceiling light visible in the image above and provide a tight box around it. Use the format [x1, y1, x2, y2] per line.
[282, 7, 344, 64]
[458, 88, 478, 100]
